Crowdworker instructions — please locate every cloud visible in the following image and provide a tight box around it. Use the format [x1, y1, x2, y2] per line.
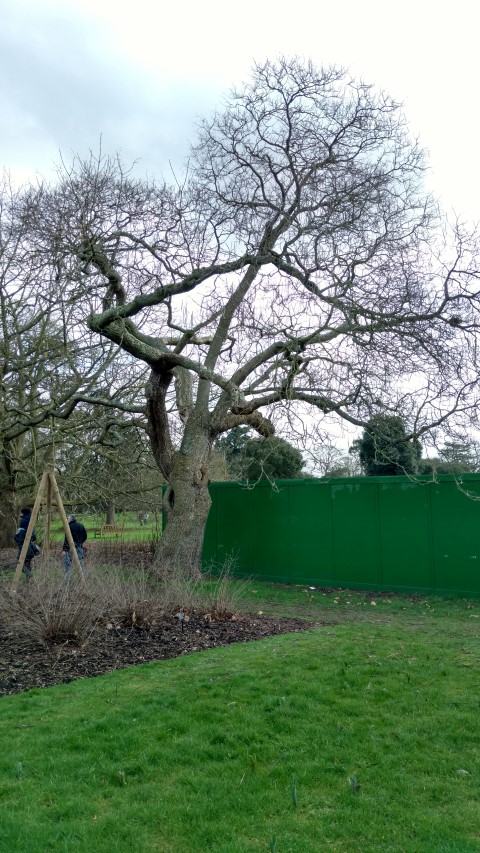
[0, 0, 478, 219]
[0, 1, 220, 181]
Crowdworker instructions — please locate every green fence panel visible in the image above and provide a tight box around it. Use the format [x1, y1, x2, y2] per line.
[288, 480, 334, 585]
[331, 481, 380, 586]
[249, 483, 291, 582]
[202, 487, 217, 568]
[202, 476, 480, 596]
[213, 484, 252, 573]
[378, 480, 432, 592]
[430, 478, 480, 594]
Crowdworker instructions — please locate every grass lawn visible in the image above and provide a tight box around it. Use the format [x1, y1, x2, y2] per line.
[44, 512, 161, 543]
[0, 586, 479, 852]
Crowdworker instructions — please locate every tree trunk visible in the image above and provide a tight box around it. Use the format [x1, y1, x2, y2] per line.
[106, 499, 116, 525]
[0, 452, 17, 547]
[153, 426, 212, 579]
[155, 477, 211, 579]
[145, 362, 212, 578]
[0, 486, 16, 547]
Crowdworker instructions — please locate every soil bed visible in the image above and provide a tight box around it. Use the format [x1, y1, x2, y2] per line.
[0, 612, 318, 697]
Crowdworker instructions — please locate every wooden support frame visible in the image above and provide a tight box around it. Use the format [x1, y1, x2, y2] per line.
[12, 466, 84, 590]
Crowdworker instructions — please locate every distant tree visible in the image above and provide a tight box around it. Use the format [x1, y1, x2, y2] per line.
[351, 415, 422, 476]
[0, 177, 144, 544]
[240, 436, 305, 481]
[439, 441, 479, 471]
[307, 443, 362, 478]
[419, 441, 480, 474]
[215, 426, 253, 478]
[54, 414, 164, 522]
[216, 428, 304, 480]
[324, 457, 360, 478]
[418, 458, 463, 475]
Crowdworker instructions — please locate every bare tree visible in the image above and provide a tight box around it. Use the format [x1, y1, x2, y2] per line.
[0, 176, 146, 543]
[28, 58, 480, 576]
[52, 412, 164, 520]
[306, 443, 362, 478]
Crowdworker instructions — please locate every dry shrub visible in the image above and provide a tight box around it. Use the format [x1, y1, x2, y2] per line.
[0, 554, 250, 647]
[87, 539, 157, 570]
[156, 574, 204, 614]
[203, 575, 249, 618]
[201, 561, 251, 618]
[0, 565, 103, 645]
[0, 566, 161, 643]
[155, 554, 251, 619]
[99, 570, 204, 622]
[97, 562, 249, 624]
[100, 570, 160, 629]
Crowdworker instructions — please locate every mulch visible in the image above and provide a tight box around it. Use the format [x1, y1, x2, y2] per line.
[0, 612, 319, 697]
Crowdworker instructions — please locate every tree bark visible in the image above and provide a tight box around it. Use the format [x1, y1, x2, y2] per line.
[145, 364, 214, 577]
[153, 417, 212, 579]
[0, 486, 16, 547]
[106, 499, 116, 525]
[0, 452, 17, 547]
[145, 367, 174, 479]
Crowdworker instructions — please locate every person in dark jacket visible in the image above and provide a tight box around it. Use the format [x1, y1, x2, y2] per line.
[19, 507, 32, 531]
[63, 513, 87, 580]
[14, 507, 39, 580]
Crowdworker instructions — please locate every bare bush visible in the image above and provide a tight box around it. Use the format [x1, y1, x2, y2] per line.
[0, 553, 251, 648]
[201, 556, 251, 618]
[86, 539, 157, 570]
[95, 555, 250, 622]
[0, 566, 102, 645]
[100, 570, 160, 629]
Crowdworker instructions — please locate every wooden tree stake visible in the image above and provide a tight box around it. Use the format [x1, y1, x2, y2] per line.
[11, 467, 84, 590]
[44, 474, 52, 560]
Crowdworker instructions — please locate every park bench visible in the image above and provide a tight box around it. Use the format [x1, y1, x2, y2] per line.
[93, 523, 126, 538]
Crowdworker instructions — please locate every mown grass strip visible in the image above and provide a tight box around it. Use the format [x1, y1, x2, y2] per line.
[45, 512, 161, 543]
[0, 614, 479, 852]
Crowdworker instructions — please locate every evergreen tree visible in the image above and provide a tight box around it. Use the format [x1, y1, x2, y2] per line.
[217, 430, 305, 480]
[241, 436, 305, 481]
[351, 415, 422, 476]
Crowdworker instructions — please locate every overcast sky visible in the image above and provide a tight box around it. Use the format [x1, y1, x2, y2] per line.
[1, 0, 479, 222]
